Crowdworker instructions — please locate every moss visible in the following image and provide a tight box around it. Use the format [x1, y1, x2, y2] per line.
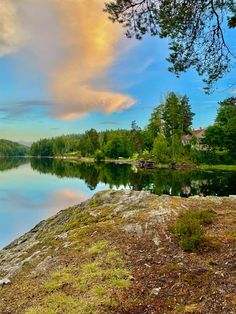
[25, 240, 130, 314]
[88, 240, 109, 255]
[180, 273, 197, 286]
[92, 286, 108, 296]
[183, 303, 200, 313]
[165, 262, 183, 272]
[25, 306, 55, 314]
[107, 278, 130, 288]
[44, 269, 75, 292]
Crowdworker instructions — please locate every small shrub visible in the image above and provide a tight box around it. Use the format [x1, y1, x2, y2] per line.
[94, 150, 105, 162]
[173, 209, 215, 251]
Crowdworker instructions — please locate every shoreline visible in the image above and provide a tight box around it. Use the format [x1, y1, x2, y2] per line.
[1, 155, 236, 171]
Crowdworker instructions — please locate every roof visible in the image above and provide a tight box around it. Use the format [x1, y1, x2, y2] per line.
[192, 128, 205, 137]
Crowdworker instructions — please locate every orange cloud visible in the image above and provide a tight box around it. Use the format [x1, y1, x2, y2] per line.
[49, 189, 88, 215]
[0, 0, 136, 119]
[50, 0, 136, 119]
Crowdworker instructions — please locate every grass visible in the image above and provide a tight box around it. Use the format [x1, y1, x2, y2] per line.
[199, 164, 236, 171]
[44, 269, 74, 292]
[172, 209, 216, 251]
[25, 240, 130, 314]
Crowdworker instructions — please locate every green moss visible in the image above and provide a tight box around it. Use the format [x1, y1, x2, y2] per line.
[92, 286, 108, 296]
[45, 292, 80, 313]
[44, 269, 75, 292]
[25, 306, 55, 314]
[180, 273, 197, 286]
[25, 241, 130, 314]
[165, 262, 183, 272]
[88, 240, 109, 255]
[108, 278, 130, 288]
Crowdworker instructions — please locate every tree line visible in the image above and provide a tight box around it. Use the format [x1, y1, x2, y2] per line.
[0, 139, 29, 157]
[30, 92, 236, 165]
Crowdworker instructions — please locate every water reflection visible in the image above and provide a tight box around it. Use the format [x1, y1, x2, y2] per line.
[0, 157, 236, 248]
[0, 157, 28, 172]
[30, 158, 236, 196]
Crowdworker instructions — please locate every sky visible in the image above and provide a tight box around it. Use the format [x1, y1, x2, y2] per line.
[0, 0, 235, 143]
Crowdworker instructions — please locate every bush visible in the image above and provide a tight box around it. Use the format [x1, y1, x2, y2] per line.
[173, 209, 215, 251]
[94, 150, 105, 162]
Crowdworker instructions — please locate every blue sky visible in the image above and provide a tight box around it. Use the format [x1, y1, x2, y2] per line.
[0, 1, 235, 143]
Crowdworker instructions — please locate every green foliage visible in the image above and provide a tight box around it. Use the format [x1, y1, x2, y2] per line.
[105, 0, 236, 91]
[29, 94, 236, 166]
[146, 105, 163, 146]
[152, 134, 171, 163]
[0, 139, 29, 157]
[31, 129, 133, 159]
[130, 120, 144, 154]
[162, 93, 194, 138]
[95, 150, 105, 162]
[202, 125, 225, 150]
[191, 150, 236, 165]
[139, 149, 152, 161]
[203, 97, 236, 155]
[173, 209, 215, 251]
[104, 136, 130, 159]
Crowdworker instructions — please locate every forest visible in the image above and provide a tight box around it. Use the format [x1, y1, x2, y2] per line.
[30, 93, 236, 165]
[0, 139, 30, 157]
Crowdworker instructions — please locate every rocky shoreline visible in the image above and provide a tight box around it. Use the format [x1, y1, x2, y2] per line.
[0, 190, 236, 313]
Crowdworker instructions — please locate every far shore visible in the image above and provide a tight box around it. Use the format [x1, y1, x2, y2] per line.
[1, 155, 236, 171]
[37, 155, 236, 171]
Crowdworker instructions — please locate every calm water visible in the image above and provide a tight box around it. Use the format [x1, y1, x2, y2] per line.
[0, 157, 236, 248]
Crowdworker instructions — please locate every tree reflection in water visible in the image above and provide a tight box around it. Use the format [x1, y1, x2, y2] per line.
[30, 158, 236, 196]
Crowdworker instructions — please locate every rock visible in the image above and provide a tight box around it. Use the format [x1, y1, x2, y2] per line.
[35, 256, 53, 272]
[0, 189, 235, 314]
[0, 278, 11, 287]
[151, 287, 161, 296]
[55, 232, 68, 240]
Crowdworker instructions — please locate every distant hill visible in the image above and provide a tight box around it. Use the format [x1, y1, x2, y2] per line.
[0, 139, 30, 157]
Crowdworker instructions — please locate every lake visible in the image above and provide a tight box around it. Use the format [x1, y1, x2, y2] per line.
[0, 157, 236, 249]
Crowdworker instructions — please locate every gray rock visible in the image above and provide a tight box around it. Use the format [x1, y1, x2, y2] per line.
[0, 278, 11, 287]
[151, 287, 161, 296]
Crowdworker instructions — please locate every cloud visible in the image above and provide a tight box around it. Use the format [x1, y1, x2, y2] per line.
[0, 189, 88, 216]
[0, 100, 51, 118]
[48, 189, 88, 215]
[49, 0, 136, 119]
[137, 58, 154, 73]
[100, 120, 121, 126]
[231, 90, 236, 94]
[0, 0, 24, 56]
[0, 0, 136, 120]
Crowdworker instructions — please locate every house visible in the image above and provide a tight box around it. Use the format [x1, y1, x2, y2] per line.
[182, 128, 205, 146]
